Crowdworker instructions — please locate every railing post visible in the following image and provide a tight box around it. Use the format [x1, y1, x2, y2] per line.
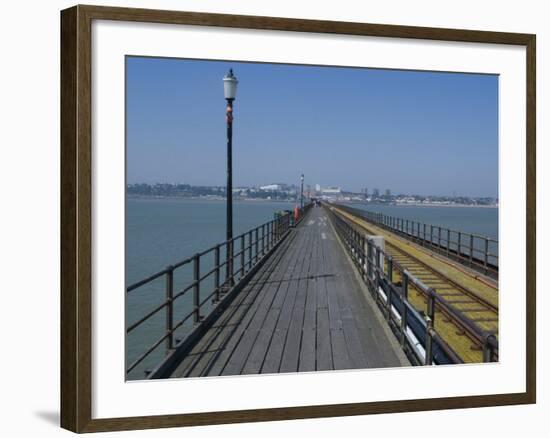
[350, 228, 355, 260]
[374, 246, 382, 303]
[425, 317, 434, 366]
[447, 229, 451, 256]
[356, 232, 361, 267]
[248, 231, 253, 270]
[400, 272, 409, 347]
[458, 232, 462, 258]
[165, 266, 174, 352]
[430, 224, 433, 246]
[367, 239, 373, 281]
[427, 288, 436, 321]
[214, 245, 220, 302]
[438, 226, 442, 248]
[402, 271, 409, 300]
[255, 228, 259, 263]
[424, 288, 436, 365]
[261, 224, 265, 256]
[386, 256, 393, 321]
[360, 235, 366, 280]
[482, 333, 498, 362]
[230, 239, 235, 283]
[193, 254, 201, 324]
[469, 234, 474, 267]
[240, 234, 245, 278]
[423, 223, 427, 245]
[484, 238, 489, 274]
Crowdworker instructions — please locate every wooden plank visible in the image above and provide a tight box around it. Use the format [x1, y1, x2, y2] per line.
[316, 307, 333, 371]
[299, 276, 318, 371]
[331, 329, 352, 370]
[326, 282, 343, 330]
[340, 308, 369, 369]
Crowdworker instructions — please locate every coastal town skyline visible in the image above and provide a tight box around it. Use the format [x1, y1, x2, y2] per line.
[127, 181, 498, 206]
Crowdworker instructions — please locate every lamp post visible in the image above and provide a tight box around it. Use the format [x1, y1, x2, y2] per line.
[223, 69, 238, 286]
[300, 174, 304, 209]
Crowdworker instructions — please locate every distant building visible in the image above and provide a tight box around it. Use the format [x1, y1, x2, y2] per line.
[362, 188, 368, 197]
[260, 184, 282, 191]
[315, 184, 321, 193]
[385, 189, 391, 197]
[373, 188, 380, 198]
[321, 186, 342, 195]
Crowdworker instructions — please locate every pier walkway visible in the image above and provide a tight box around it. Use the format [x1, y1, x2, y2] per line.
[127, 201, 499, 380]
[167, 206, 408, 377]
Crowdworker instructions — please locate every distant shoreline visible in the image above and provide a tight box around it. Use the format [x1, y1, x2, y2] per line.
[127, 195, 296, 203]
[126, 195, 497, 209]
[348, 202, 498, 209]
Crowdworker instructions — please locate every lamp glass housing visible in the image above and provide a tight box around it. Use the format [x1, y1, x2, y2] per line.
[223, 69, 238, 100]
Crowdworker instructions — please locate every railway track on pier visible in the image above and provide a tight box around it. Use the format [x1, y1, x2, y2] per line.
[330, 205, 499, 362]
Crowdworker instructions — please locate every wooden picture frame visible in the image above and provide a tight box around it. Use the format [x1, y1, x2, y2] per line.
[61, 4, 536, 433]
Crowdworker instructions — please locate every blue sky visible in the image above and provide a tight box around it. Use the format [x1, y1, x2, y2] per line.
[126, 57, 498, 197]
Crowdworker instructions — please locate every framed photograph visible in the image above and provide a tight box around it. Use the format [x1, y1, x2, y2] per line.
[60, 4, 536, 433]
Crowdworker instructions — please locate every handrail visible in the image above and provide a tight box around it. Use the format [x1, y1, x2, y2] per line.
[126, 202, 313, 377]
[325, 205, 498, 366]
[334, 204, 499, 279]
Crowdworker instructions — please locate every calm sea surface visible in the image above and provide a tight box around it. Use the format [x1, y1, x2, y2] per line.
[126, 198, 498, 379]
[345, 203, 498, 240]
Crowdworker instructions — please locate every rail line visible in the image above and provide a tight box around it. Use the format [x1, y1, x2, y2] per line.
[330, 205, 499, 360]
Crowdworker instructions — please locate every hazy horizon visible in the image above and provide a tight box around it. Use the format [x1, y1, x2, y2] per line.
[127, 57, 498, 198]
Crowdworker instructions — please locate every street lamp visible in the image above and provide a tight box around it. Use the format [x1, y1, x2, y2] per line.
[223, 69, 238, 286]
[300, 174, 304, 209]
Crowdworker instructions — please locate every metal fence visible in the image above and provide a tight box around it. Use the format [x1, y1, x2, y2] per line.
[326, 207, 498, 365]
[126, 204, 312, 377]
[336, 204, 499, 279]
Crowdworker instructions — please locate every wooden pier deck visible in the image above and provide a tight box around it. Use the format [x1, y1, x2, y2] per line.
[168, 206, 409, 378]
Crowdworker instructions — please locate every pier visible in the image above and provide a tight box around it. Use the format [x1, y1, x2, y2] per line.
[126, 203, 499, 379]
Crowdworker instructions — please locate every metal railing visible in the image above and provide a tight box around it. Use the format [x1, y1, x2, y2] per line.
[326, 206, 498, 365]
[126, 204, 312, 377]
[335, 204, 499, 279]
